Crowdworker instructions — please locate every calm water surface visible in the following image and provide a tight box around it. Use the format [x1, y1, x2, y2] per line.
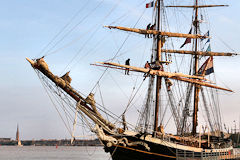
[0, 146, 111, 160]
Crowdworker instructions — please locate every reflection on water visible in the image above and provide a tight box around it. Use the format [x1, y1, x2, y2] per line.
[0, 146, 110, 160]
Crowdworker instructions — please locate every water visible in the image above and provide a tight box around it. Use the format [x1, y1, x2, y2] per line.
[0, 146, 110, 160]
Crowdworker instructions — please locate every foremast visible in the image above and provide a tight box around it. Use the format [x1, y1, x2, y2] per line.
[153, 0, 162, 135]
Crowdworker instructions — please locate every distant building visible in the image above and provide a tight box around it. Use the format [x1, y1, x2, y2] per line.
[0, 138, 11, 141]
[16, 124, 22, 146]
[16, 124, 19, 141]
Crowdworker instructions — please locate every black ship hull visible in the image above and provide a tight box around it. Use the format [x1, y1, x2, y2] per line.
[105, 143, 176, 160]
[102, 136, 240, 160]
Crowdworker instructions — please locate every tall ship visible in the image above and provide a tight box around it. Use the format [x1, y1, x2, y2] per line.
[27, 0, 239, 159]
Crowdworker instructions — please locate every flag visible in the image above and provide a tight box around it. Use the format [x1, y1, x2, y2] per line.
[201, 31, 209, 41]
[204, 31, 209, 37]
[201, 38, 210, 50]
[146, 1, 154, 8]
[198, 56, 214, 76]
[180, 28, 192, 48]
[206, 44, 211, 52]
[205, 38, 210, 44]
[199, 15, 205, 23]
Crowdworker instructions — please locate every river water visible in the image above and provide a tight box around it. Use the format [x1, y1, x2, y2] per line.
[0, 146, 110, 160]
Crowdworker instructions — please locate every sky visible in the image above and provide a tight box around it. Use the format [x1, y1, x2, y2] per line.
[0, 0, 239, 140]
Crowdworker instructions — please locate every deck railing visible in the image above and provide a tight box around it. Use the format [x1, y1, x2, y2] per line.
[176, 148, 240, 160]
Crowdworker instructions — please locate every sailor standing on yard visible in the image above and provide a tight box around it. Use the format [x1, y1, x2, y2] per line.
[144, 61, 150, 69]
[145, 23, 151, 38]
[144, 61, 151, 78]
[125, 58, 130, 75]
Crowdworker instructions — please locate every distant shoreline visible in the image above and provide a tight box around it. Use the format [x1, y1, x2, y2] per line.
[0, 138, 102, 146]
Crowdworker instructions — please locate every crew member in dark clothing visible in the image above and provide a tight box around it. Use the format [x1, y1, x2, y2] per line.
[149, 24, 156, 38]
[125, 58, 130, 75]
[152, 60, 161, 70]
[150, 23, 156, 30]
[165, 78, 173, 91]
[146, 23, 151, 38]
[146, 23, 151, 30]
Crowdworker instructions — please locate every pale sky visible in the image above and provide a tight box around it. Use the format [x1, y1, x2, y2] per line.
[0, 0, 239, 140]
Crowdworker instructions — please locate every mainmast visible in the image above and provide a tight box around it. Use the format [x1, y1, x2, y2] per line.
[163, 0, 230, 136]
[102, 0, 233, 136]
[153, 0, 162, 134]
[192, 0, 200, 136]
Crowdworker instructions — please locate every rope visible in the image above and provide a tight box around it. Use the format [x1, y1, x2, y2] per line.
[36, 0, 91, 58]
[90, 7, 147, 93]
[119, 79, 145, 123]
[60, 26, 101, 75]
[97, 83, 109, 121]
[109, 0, 148, 25]
[66, 34, 107, 72]
[36, 70, 72, 135]
[56, 88, 73, 131]
[60, 0, 125, 74]
[43, 0, 105, 57]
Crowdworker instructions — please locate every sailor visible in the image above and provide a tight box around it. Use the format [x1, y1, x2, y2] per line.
[145, 23, 151, 38]
[156, 124, 165, 137]
[122, 114, 128, 131]
[144, 61, 151, 78]
[150, 23, 156, 30]
[144, 61, 150, 69]
[152, 60, 161, 70]
[149, 24, 155, 38]
[165, 78, 173, 91]
[159, 125, 165, 135]
[125, 58, 130, 75]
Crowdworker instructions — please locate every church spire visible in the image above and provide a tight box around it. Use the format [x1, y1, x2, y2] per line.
[16, 124, 19, 142]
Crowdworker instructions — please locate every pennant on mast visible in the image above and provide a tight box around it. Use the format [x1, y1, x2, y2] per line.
[206, 44, 211, 52]
[146, 1, 154, 8]
[198, 56, 214, 76]
[180, 28, 192, 48]
[201, 31, 209, 41]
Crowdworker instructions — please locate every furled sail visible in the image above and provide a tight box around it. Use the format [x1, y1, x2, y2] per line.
[161, 49, 237, 56]
[97, 62, 206, 80]
[96, 62, 233, 92]
[105, 26, 209, 39]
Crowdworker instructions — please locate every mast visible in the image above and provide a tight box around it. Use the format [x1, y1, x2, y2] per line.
[153, 0, 162, 134]
[192, 0, 200, 136]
